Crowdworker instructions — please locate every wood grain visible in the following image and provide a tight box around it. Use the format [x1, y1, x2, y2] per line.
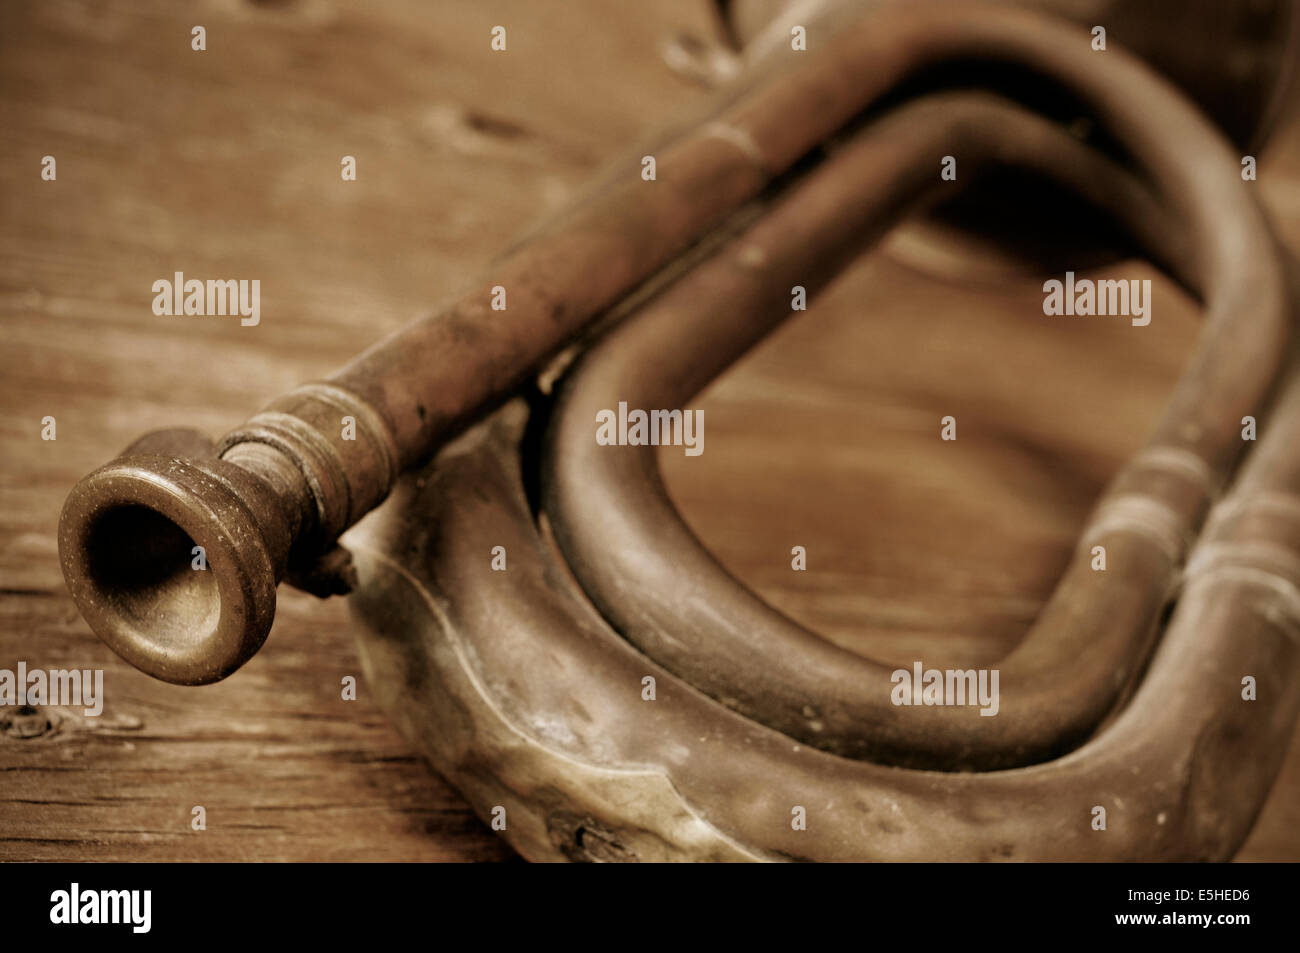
[2, 0, 1297, 861]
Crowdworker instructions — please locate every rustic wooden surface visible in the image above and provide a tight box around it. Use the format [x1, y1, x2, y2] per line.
[2, 0, 1297, 861]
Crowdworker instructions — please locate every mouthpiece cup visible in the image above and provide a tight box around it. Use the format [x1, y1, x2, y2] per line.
[58, 453, 282, 685]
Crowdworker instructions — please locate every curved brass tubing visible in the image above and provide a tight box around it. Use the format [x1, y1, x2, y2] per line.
[541, 87, 1282, 770]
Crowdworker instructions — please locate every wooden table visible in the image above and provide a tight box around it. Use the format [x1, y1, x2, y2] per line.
[2, 0, 1297, 861]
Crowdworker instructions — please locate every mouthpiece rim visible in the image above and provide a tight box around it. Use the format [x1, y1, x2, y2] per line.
[58, 454, 279, 685]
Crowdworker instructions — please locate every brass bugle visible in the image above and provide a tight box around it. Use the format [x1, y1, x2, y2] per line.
[339, 4, 1300, 860]
[59, 0, 1292, 754]
[56, 0, 1300, 860]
